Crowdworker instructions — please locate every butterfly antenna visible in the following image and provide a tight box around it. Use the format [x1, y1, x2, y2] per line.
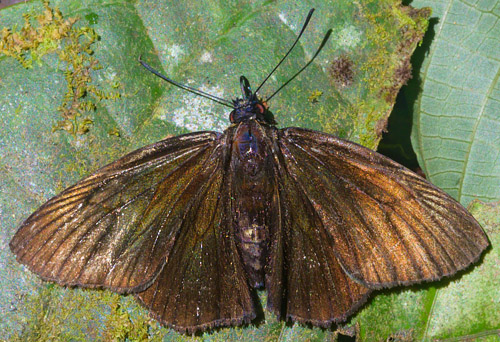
[139, 56, 234, 108]
[265, 28, 332, 102]
[254, 8, 316, 95]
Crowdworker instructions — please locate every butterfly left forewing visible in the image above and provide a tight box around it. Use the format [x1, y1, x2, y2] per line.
[10, 132, 221, 292]
[278, 127, 489, 288]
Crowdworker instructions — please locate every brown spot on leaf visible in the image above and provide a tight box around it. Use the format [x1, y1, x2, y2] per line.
[383, 58, 413, 102]
[330, 55, 354, 88]
[381, 5, 430, 102]
[375, 116, 389, 137]
[394, 58, 413, 86]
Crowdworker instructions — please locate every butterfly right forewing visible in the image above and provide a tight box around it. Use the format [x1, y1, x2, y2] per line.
[277, 127, 489, 289]
[10, 131, 222, 293]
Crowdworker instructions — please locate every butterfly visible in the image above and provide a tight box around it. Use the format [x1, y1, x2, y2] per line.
[9, 9, 489, 334]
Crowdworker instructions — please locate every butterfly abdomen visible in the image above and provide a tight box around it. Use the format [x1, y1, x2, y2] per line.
[229, 121, 277, 288]
[237, 219, 269, 287]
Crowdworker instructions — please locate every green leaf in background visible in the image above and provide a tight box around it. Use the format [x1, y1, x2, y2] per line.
[409, 0, 500, 207]
[403, 0, 499, 340]
[1, 0, 497, 341]
[371, 2, 500, 341]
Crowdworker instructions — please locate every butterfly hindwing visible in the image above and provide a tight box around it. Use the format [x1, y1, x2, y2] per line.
[277, 127, 489, 288]
[268, 165, 371, 325]
[135, 133, 255, 333]
[9, 132, 222, 292]
[264, 130, 370, 325]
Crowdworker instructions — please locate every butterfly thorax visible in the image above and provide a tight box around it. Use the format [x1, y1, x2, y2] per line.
[229, 120, 277, 288]
[229, 76, 276, 125]
[229, 98, 276, 126]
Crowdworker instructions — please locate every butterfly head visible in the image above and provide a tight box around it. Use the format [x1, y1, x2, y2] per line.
[230, 76, 276, 125]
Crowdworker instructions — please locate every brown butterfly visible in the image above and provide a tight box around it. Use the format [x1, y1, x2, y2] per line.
[9, 9, 488, 334]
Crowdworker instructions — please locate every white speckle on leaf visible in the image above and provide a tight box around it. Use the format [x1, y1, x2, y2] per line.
[278, 12, 288, 25]
[97, 68, 117, 82]
[337, 25, 362, 49]
[172, 84, 229, 131]
[278, 12, 297, 31]
[74, 138, 84, 148]
[200, 51, 213, 63]
[167, 44, 185, 61]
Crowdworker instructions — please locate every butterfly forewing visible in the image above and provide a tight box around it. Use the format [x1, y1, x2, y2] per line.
[277, 127, 489, 288]
[9, 132, 221, 292]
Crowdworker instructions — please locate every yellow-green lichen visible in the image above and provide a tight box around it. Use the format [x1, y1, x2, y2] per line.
[360, 2, 401, 97]
[0, 1, 120, 136]
[108, 127, 121, 137]
[0, 3, 76, 68]
[349, 0, 429, 147]
[360, 2, 429, 101]
[101, 299, 151, 341]
[307, 90, 323, 103]
[8, 283, 155, 342]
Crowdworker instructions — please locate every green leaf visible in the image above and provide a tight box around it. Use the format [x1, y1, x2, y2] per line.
[9, 0, 492, 341]
[424, 202, 500, 341]
[377, 0, 500, 340]
[409, 0, 500, 207]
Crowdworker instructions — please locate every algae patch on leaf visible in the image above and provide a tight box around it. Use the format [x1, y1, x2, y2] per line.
[0, 1, 120, 136]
